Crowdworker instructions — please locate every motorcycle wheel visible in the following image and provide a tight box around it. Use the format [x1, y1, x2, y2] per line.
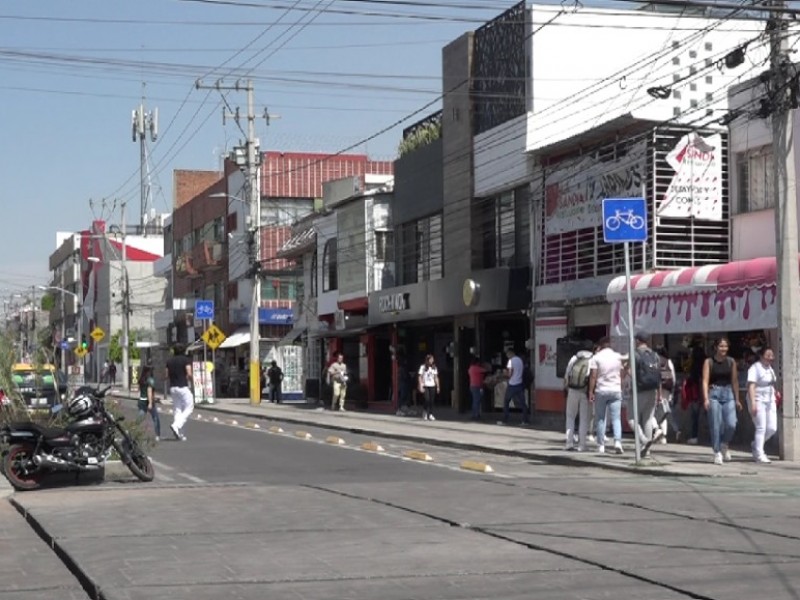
[112, 438, 155, 483]
[3, 444, 43, 491]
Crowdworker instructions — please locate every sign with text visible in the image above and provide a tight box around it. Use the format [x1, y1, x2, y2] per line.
[658, 133, 723, 221]
[378, 292, 410, 313]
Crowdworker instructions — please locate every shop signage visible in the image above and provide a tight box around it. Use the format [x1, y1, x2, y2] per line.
[259, 308, 294, 325]
[658, 133, 723, 221]
[378, 292, 410, 313]
[544, 140, 646, 235]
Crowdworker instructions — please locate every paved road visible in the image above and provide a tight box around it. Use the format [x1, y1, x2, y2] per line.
[6, 409, 800, 600]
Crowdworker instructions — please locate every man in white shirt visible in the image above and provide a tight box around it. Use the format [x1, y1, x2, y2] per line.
[587, 336, 625, 454]
[502, 349, 529, 424]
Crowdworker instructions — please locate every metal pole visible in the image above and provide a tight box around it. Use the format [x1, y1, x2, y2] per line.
[770, 2, 800, 461]
[121, 202, 130, 391]
[624, 241, 642, 463]
[60, 292, 66, 374]
[247, 79, 262, 406]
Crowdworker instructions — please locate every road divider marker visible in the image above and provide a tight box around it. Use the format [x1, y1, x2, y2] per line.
[269, 426, 284, 434]
[326, 436, 346, 445]
[404, 450, 433, 462]
[460, 460, 494, 473]
[167, 409, 174, 415]
[295, 431, 313, 440]
[196, 414, 203, 420]
[361, 441, 385, 452]
[230, 420, 239, 426]
[246, 422, 261, 429]
[212, 417, 219, 422]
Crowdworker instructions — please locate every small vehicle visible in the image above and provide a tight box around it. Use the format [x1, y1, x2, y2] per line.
[1, 386, 154, 491]
[10, 363, 67, 417]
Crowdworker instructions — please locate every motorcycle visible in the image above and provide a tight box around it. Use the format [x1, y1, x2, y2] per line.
[1, 385, 154, 490]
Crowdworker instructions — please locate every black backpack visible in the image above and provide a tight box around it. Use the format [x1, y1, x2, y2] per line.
[636, 348, 661, 391]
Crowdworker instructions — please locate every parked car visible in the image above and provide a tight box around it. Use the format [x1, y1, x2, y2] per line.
[10, 363, 67, 417]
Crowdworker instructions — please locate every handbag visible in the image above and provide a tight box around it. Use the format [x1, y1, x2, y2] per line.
[655, 397, 672, 423]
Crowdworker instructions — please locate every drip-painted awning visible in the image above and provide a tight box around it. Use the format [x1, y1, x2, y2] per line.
[606, 256, 787, 335]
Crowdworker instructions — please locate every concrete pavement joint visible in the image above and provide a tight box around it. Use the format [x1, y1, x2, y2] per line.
[8, 497, 106, 600]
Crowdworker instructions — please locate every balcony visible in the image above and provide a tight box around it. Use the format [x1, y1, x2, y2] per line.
[191, 240, 224, 272]
[175, 254, 201, 279]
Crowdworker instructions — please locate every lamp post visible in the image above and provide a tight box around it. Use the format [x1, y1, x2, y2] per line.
[38, 285, 80, 374]
[210, 191, 262, 406]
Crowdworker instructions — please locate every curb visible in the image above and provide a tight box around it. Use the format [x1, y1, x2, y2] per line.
[190, 403, 709, 479]
[1, 474, 13, 498]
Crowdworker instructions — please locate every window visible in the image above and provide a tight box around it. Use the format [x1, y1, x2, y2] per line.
[737, 147, 774, 212]
[322, 239, 337, 291]
[310, 250, 318, 297]
[375, 231, 394, 262]
[261, 198, 314, 226]
[399, 215, 442, 285]
[474, 187, 528, 269]
[261, 275, 298, 301]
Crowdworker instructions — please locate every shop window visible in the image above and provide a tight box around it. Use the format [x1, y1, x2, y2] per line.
[737, 147, 774, 213]
[323, 239, 338, 291]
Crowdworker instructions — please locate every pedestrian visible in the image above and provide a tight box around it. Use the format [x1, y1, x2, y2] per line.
[681, 339, 707, 444]
[748, 346, 778, 463]
[165, 343, 193, 441]
[417, 354, 440, 421]
[702, 337, 742, 465]
[396, 352, 412, 416]
[137, 365, 161, 442]
[502, 348, 530, 425]
[108, 361, 117, 385]
[468, 356, 488, 420]
[587, 336, 625, 454]
[102, 359, 110, 384]
[327, 353, 348, 411]
[655, 345, 678, 443]
[563, 346, 593, 451]
[631, 333, 664, 455]
[267, 360, 283, 404]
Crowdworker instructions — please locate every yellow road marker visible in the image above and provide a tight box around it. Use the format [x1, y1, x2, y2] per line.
[460, 460, 494, 473]
[295, 431, 313, 440]
[326, 436, 346, 445]
[269, 426, 284, 434]
[361, 441, 385, 452]
[403, 450, 433, 462]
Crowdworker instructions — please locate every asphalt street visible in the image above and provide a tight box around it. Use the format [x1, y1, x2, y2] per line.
[5, 407, 800, 600]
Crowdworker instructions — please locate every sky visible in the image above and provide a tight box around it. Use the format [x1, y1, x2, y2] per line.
[2, 0, 527, 298]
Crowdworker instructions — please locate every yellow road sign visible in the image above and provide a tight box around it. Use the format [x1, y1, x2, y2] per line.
[201, 323, 226, 350]
[90, 327, 105, 343]
[74, 346, 88, 358]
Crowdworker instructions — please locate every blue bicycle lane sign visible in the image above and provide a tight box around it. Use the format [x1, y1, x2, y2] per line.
[602, 197, 648, 243]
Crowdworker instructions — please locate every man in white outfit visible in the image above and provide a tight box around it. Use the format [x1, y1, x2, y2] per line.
[165, 343, 194, 441]
[564, 347, 593, 451]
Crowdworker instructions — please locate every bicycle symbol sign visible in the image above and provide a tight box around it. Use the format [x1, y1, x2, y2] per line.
[602, 197, 648, 243]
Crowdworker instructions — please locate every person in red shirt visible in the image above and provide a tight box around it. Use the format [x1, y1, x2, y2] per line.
[468, 357, 488, 420]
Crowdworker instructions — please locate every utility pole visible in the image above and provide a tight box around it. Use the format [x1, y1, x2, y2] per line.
[132, 85, 158, 230]
[769, 1, 800, 461]
[196, 78, 267, 406]
[121, 201, 131, 392]
[31, 285, 36, 360]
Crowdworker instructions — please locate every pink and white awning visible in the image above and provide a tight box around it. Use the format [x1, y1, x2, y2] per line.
[606, 256, 784, 336]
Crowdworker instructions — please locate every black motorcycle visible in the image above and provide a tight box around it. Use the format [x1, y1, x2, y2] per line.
[1, 386, 154, 490]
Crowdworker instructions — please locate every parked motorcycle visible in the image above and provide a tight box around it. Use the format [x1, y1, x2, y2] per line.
[1, 386, 154, 490]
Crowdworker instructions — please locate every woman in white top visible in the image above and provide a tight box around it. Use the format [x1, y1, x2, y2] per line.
[417, 354, 440, 421]
[748, 347, 778, 463]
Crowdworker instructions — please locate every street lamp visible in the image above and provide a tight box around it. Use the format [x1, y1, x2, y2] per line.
[38, 285, 80, 374]
[210, 191, 262, 405]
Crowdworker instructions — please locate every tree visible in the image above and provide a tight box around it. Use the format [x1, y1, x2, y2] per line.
[108, 329, 144, 363]
[40, 294, 55, 312]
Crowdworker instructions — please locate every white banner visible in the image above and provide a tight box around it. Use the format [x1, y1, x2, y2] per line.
[544, 140, 646, 235]
[535, 320, 568, 390]
[658, 133, 723, 221]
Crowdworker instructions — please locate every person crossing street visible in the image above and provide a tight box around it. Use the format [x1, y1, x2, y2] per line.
[165, 343, 193, 441]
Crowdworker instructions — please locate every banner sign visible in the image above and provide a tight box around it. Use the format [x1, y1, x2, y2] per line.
[658, 133, 723, 221]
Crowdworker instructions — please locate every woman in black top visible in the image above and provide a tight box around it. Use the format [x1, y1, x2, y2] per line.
[702, 337, 742, 465]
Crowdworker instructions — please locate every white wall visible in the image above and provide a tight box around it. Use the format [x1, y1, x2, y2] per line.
[474, 114, 530, 197]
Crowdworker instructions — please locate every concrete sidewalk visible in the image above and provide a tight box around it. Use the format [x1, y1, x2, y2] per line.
[114, 391, 800, 478]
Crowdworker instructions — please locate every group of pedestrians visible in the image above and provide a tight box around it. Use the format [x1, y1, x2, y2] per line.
[562, 334, 779, 464]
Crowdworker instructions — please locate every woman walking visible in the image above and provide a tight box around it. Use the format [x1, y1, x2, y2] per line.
[702, 337, 742, 465]
[748, 347, 778, 463]
[468, 356, 488, 420]
[417, 354, 440, 421]
[137, 365, 161, 441]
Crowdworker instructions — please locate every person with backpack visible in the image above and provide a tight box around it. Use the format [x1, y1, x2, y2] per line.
[628, 333, 664, 456]
[702, 337, 742, 465]
[563, 347, 593, 451]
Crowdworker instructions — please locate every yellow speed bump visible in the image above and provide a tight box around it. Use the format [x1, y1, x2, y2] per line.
[246, 422, 261, 429]
[326, 436, 346, 445]
[403, 450, 433, 462]
[361, 441, 385, 452]
[460, 460, 494, 473]
[269, 426, 284, 434]
[295, 431, 313, 440]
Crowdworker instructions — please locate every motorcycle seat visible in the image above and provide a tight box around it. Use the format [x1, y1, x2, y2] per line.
[9, 422, 68, 439]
